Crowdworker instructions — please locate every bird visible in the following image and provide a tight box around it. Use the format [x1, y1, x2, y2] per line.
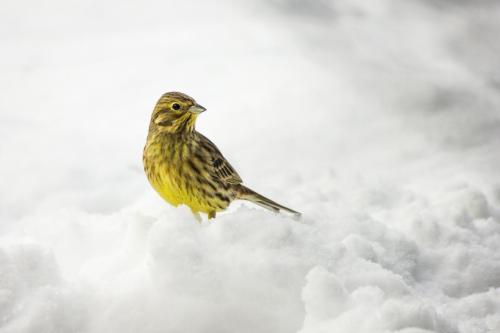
[143, 91, 301, 222]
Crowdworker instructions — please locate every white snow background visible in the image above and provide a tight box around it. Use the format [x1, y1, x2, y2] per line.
[1, 0, 500, 332]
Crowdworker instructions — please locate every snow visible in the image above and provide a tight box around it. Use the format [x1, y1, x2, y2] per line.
[1, 0, 500, 332]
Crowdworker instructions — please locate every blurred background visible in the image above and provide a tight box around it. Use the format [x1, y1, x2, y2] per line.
[1, 1, 500, 332]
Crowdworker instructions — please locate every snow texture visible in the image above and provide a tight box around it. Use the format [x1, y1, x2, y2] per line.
[1, 0, 500, 332]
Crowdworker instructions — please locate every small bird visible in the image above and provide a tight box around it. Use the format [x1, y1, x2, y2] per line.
[143, 92, 301, 221]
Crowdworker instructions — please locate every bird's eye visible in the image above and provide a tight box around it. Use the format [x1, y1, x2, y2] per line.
[172, 103, 181, 110]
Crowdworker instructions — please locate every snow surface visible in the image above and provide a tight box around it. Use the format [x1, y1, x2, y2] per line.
[1, 0, 500, 332]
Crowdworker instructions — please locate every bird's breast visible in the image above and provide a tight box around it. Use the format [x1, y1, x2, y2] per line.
[143, 135, 233, 213]
[143, 138, 186, 206]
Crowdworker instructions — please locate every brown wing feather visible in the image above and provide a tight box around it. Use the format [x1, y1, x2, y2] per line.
[197, 133, 242, 184]
[212, 155, 242, 184]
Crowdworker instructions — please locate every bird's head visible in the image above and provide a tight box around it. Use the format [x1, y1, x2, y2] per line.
[149, 92, 206, 134]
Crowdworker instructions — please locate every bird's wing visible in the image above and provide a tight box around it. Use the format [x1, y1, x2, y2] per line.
[198, 134, 242, 184]
[212, 154, 242, 184]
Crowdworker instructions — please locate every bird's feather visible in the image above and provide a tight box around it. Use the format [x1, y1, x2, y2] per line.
[212, 156, 242, 184]
[197, 134, 242, 184]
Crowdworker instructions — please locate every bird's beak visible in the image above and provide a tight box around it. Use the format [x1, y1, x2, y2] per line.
[188, 104, 206, 114]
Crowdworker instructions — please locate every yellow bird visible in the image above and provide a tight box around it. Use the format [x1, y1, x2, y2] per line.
[143, 92, 301, 221]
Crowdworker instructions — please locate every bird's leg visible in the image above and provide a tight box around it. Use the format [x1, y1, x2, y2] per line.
[192, 211, 202, 223]
[208, 211, 216, 219]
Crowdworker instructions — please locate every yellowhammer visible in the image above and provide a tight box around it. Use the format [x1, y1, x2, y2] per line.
[143, 92, 301, 221]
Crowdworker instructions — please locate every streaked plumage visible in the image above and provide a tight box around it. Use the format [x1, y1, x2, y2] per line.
[143, 91, 300, 221]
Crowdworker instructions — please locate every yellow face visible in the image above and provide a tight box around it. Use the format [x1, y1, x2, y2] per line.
[150, 92, 206, 133]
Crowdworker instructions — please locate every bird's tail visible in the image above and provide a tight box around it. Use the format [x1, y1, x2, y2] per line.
[236, 185, 301, 217]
